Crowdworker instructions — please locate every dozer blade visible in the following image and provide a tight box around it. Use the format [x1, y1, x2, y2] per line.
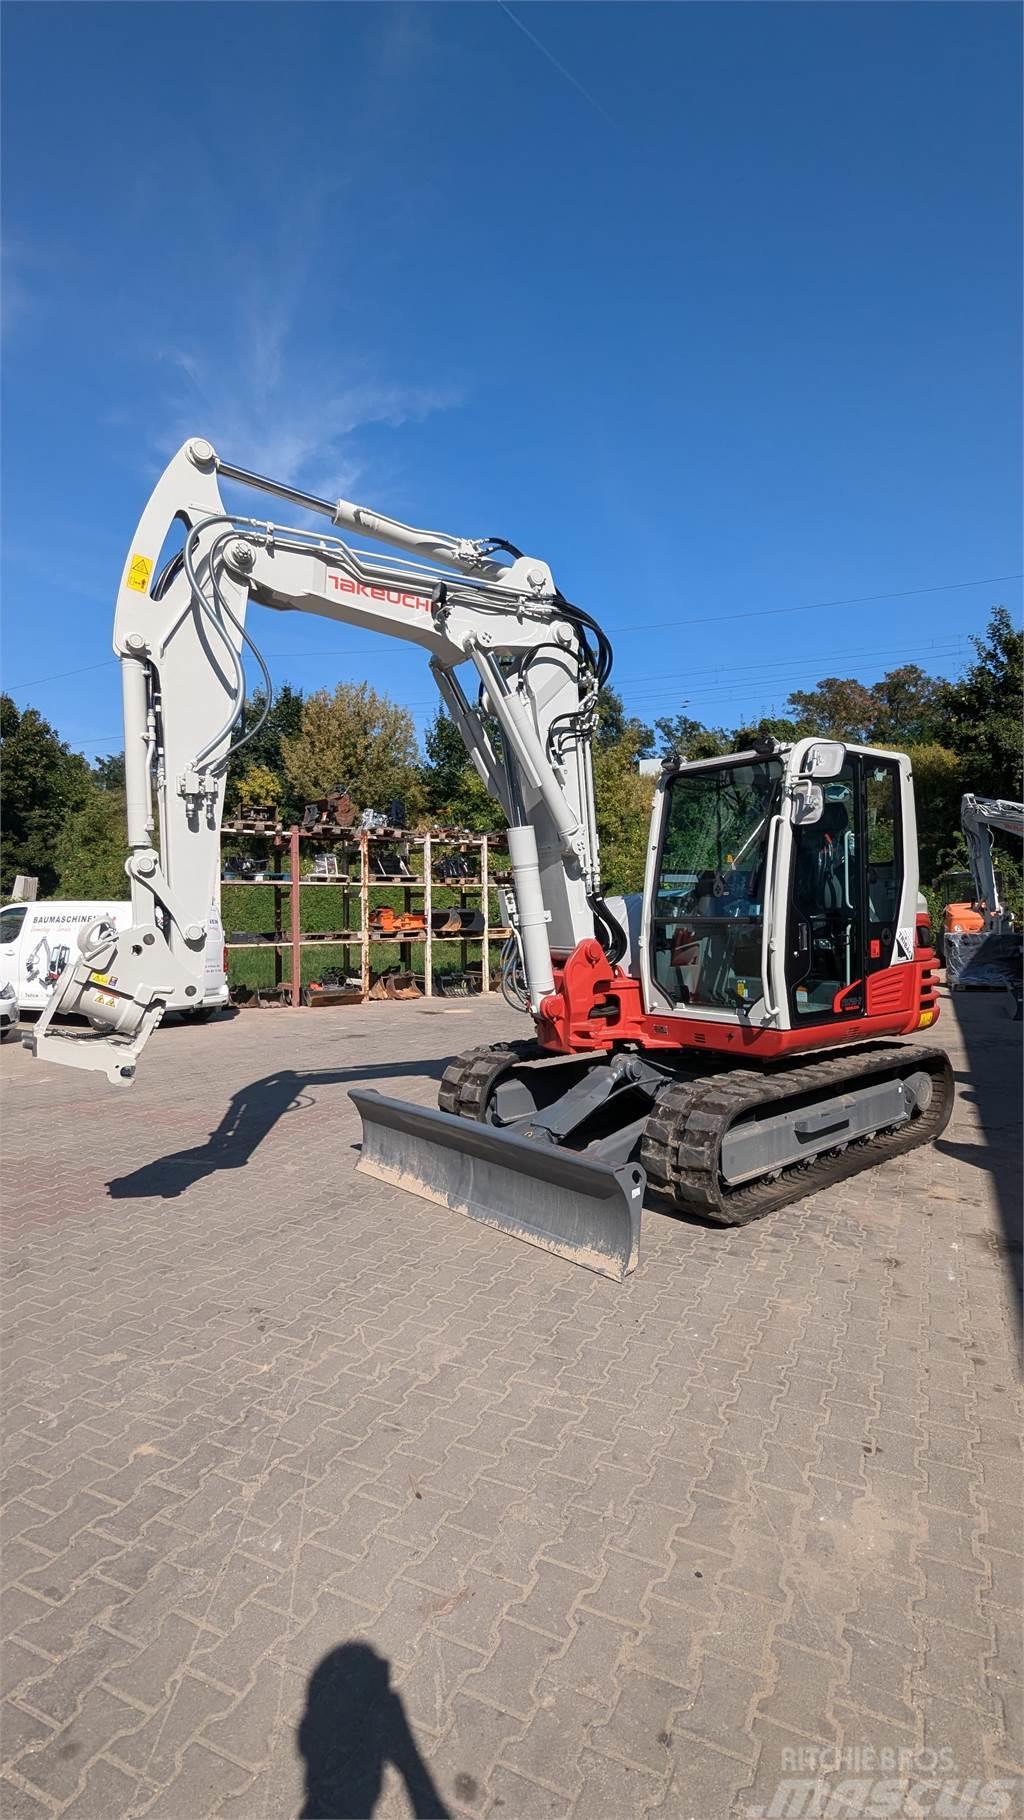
[350, 1089, 644, 1280]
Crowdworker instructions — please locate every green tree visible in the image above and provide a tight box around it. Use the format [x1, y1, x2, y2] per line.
[227, 683, 305, 817]
[419, 709, 496, 831]
[0, 696, 91, 896]
[731, 664, 944, 752]
[593, 738, 656, 894]
[732, 715, 808, 749]
[939, 607, 1023, 801]
[52, 783, 128, 899]
[281, 682, 422, 815]
[92, 752, 126, 791]
[421, 708, 469, 807]
[231, 763, 284, 815]
[590, 709, 659, 894]
[786, 676, 877, 741]
[869, 664, 945, 747]
[904, 742, 964, 885]
[595, 686, 654, 756]
[654, 713, 730, 761]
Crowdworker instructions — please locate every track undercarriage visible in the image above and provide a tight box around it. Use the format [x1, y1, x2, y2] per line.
[351, 1037, 954, 1280]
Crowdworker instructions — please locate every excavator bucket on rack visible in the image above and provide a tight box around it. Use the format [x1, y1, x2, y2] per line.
[349, 1090, 643, 1280]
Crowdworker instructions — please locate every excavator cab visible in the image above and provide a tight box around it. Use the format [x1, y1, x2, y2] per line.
[645, 740, 917, 1036]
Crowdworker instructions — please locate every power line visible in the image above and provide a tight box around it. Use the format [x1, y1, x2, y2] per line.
[265, 632, 966, 692]
[618, 647, 967, 695]
[59, 636, 970, 751]
[23, 640, 975, 742]
[5, 657, 116, 691]
[255, 570, 1020, 664]
[602, 572, 1021, 639]
[584, 639, 965, 706]
[346, 637, 970, 713]
[6, 572, 1017, 696]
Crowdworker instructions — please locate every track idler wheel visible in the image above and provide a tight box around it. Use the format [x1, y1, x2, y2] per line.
[437, 1040, 542, 1122]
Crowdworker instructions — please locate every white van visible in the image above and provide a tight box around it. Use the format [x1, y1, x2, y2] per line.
[0, 900, 228, 1026]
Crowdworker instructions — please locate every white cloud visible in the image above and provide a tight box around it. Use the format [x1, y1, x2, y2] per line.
[149, 201, 458, 504]
[136, 7, 458, 507]
[154, 346, 459, 509]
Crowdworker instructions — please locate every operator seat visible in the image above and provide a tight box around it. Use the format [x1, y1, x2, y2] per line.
[795, 799, 850, 913]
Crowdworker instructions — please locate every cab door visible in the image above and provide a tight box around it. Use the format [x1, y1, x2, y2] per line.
[785, 755, 864, 1024]
[785, 753, 905, 1026]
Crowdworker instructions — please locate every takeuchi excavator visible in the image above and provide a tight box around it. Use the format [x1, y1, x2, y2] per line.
[30, 440, 954, 1277]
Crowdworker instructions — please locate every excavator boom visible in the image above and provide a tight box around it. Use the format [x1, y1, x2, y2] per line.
[31, 438, 614, 1079]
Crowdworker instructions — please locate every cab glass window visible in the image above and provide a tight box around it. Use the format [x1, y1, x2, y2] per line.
[652, 759, 781, 1011]
[865, 760, 902, 954]
[788, 764, 861, 1018]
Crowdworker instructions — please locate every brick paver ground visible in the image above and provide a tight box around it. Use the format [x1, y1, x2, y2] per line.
[1, 988, 1020, 1820]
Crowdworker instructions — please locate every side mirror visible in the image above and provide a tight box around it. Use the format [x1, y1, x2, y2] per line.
[803, 740, 846, 780]
[790, 781, 824, 826]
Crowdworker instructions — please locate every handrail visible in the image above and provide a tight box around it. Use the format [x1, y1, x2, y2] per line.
[760, 812, 783, 1022]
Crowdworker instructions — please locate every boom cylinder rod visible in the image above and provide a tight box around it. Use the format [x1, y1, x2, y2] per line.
[121, 656, 152, 851]
[213, 459, 336, 520]
[507, 825, 555, 1007]
[214, 456, 506, 581]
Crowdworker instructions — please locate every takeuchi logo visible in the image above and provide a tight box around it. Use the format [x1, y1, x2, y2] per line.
[326, 575, 430, 612]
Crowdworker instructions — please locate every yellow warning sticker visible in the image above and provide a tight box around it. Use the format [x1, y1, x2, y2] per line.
[90, 971, 110, 986]
[126, 553, 153, 593]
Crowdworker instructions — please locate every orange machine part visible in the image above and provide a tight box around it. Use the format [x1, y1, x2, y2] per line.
[944, 902, 985, 936]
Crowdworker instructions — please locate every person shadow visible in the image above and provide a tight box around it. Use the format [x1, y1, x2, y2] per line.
[105, 1060, 447, 1201]
[297, 1642, 450, 1819]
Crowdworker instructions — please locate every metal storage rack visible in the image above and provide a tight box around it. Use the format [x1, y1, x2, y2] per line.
[220, 822, 509, 1005]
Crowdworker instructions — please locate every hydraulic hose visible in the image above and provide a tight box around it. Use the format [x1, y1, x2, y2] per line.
[183, 522, 274, 774]
[588, 891, 628, 966]
[182, 518, 247, 766]
[500, 936, 529, 1012]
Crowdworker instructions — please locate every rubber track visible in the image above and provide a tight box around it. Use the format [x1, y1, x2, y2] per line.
[640, 1042, 955, 1228]
[437, 1042, 542, 1121]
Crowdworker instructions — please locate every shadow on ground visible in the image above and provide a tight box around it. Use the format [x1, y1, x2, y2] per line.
[935, 990, 1023, 1319]
[297, 1643, 449, 1819]
[107, 1061, 446, 1200]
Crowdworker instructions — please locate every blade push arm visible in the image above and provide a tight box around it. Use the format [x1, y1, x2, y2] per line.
[32, 439, 614, 1080]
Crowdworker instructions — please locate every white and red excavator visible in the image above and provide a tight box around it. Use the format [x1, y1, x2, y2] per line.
[29, 439, 953, 1277]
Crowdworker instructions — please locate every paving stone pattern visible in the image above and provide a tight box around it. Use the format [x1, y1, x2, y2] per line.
[1, 989, 1020, 1818]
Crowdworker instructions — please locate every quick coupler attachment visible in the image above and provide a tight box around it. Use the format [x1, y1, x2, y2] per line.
[350, 1089, 644, 1280]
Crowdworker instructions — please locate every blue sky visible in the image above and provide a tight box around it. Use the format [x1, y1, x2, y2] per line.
[2, 2, 1020, 761]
